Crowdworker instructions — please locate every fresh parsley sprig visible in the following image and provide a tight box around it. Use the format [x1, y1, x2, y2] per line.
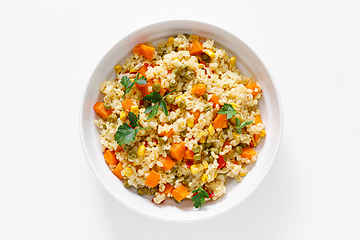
[218, 103, 253, 133]
[235, 118, 253, 134]
[143, 90, 175, 120]
[120, 73, 147, 98]
[192, 186, 209, 208]
[114, 112, 149, 146]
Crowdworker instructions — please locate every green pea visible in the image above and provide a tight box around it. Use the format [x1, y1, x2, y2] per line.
[208, 156, 214, 162]
[152, 82, 161, 93]
[102, 124, 107, 130]
[168, 118, 177, 124]
[123, 180, 131, 188]
[184, 70, 195, 80]
[210, 147, 220, 155]
[240, 143, 247, 148]
[123, 144, 132, 152]
[192, 145, 201, 154]
[165, 149, 170, 155]
[219, 133, 227, 142]
[205, 142, 213, 149]
[104, 102, 111, 110]
[128, 150, 136, 159]
[180, 130, 187, 138]
[193, 153, 201, 161]
[159, 137, 167, 146]
[183, 33, 190, 38]
[157, 48, 165, 57]
[235, 146, 243, 154]
[180, 65, 189, 76]
[169, 79, 177, 88]
[203, 105, 211, 112]
[137, 187, 148, 195]
[202, 92, 209, 100]
[178, 100, 186, 109]
[201, 53, 210, 62]
[165, 95, 175, 105]
[150, 186, 159, 195]
[107, 113, 117, 123]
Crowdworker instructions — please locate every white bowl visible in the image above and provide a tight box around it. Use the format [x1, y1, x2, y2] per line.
[79, 20, 283, 222]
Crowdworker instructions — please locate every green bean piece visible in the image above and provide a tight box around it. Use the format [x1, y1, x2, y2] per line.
[128, 150, 137, 159]
[202, 92, 209, 100]
[104, 102, 111, 110]
[203, 104, 211, 112]
[123, 144, 132, 152]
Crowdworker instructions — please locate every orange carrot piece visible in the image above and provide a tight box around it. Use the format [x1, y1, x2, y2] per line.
[172, 185, 189, 202]
[159, 156, 175, 170]
[209, 94, 220, 106]
[254, 134, 260, 142]
[133, 44, 155, 60]
[159, 128, 174, 138]
[112, 162, 124, 180]
[170, 104, 179, 112]
[255, 114, 263, 124]
[93, 102, 113, 119]
[213, 113, 228, 129]
[184, 147, 194, 160]
[145, 170, 160, 188]
[245, 82, 259, 95]
[189, 41, 203, 55]
[191, 83, 207, 96]
[240, 148, 257, 159]
[159, 183, 174, 195]
[136, 79, 153, 97]
[154, 80, 167, 96]
[138, 65, 147, 76]
[170, 141, 186, 161]
[104, 149, 118, 165]
[121, 99, 134, 112]
[190, 110, 201, 124]
[222, 140, 231, 150]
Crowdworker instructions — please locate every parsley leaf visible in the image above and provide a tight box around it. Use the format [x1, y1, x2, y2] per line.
[120, 73, 147, 98]
[128, 112, 140, 128]
[143, 92, 162, 103]
[235, 119, 253, 134]
[114, 123, 138, 146]
[192, 186, 209, 208]
[144, 90, 175, 120]
[217, 103, 238, 119]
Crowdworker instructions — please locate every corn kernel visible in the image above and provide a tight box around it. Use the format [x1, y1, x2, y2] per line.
[129, 68, 137, 73]
[120, 111, 126, 121]
[208, 124, 215, 136]
[259, 130, 266, 137]
[190, 34, 199, 42]
[230, 56, 236, 68]
[201, 174, 208, 183]
[166, 37, 175, 48]
[187, 118, 194, 128]
[114, 65, 122, 74]
[173, 57, 180, 61]
[239, 166, 248, 177]
[203, 49, 215, 58]
[230, 103, 240, 111]
[199, 136, 206, 144]
[138, 145, 145, 156]
[123, 167, 133, 177]
[236, 175, 242, 182]
[130, 106, 139, 115]
[190, 163, 203, 174]
[202, 161, 208, 169]
[232, 132, 241, 141]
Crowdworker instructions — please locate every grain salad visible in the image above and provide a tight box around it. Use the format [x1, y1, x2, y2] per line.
[93, 33, 266, 208]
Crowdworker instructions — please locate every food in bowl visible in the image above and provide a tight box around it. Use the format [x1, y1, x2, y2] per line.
[93, 33, 266, 208]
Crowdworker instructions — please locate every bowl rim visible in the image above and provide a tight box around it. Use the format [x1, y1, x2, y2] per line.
[79, 20, 283, 222]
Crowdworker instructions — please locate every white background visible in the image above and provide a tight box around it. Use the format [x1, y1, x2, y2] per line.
[1, 0, 360, 239]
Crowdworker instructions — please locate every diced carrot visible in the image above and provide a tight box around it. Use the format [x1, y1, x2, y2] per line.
[136, 79, 153, 97]
[184, 147, 194, 160]
[159, 128, 174, 138]
[121, 99, 134, 112]
[170, 104, 179, 112]
[209, 94, 220, 106]
[245, 82, 259, 95]
[240, 148, 257, 159]
[189, 41, 203, 55]
[145, 170, 160, 188]
[159, 156, 175, 170]
[154, 80, 167, 96]
[254, 134, 260, 142]
[104, 149, 118, 165]
[255, 114, 263, 124]
[191, 83, 207, 96]
[172, 185, 189, 202]
[93, 102, 113, 119]
[133, 43, 155, 60]
[138, 65, 147, 76]
[170, 141, 186, 161]
[159, 183, 173, 195]
[190, 110, 201, 124]
[213, 113, 228, 129]
[222, 140, 231, 150]
[112, 162, 123, 180]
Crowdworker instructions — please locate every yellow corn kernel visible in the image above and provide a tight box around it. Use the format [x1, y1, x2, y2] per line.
[190, 163, 203, 175]
[208, 124, 215, 136]
[129, 68, 137, 73]
[138, 145, 145, 156]
[259, 130, 266, 137]
[201, 174, 208, 183]
[230, 56, 236, 68]
[130, 106, 139, 115]
[202, 161, 208, 169]
[114, 65, 122, 74]
[166, 37, 175, 48]
[230, 103, 240, 111]
[214, 171, 217, 179]
[199, 136, 207, 144]
[202, 49, 215, 58]
[187, 118, 195, 128]
[120, 111, 126, 121]
[239, 166, 248, 177]
[236, 175, 242, 182]
[232, 132, 241, 141]
[173, 57, 180, 61]
[190, 34, 199, 42]
[123, 167, 133, 177]
[196, 131, 207, 139]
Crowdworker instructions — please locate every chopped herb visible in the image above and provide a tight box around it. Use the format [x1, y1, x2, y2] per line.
[114, 112, 149, 146]
[235, 118, 253, 134]
[144, 90, 175, 120]
[217, 103, 238, 119]
[120, 73, 147, 98]
[192, 186, 209, 208]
